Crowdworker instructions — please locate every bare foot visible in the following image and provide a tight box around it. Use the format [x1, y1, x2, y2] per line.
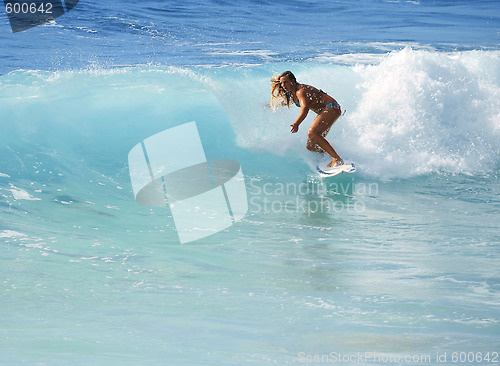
[327, 158, 343, 167]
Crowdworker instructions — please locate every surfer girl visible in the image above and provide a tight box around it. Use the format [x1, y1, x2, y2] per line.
[270, 71, 343, 167]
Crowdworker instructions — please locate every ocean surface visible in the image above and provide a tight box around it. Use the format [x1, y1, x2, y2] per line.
[1, 0, 499, 365]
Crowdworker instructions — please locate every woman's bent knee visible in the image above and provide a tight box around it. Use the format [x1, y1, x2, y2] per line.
[306, 139, 323, 153]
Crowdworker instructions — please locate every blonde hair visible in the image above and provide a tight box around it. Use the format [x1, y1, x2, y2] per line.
[269, 71, 297, 109]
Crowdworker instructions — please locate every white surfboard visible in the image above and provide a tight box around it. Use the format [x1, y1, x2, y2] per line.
[316, 161, 356, 177]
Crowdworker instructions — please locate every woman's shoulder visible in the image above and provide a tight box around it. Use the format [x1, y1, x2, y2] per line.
[297, 84, 312, 93]
[298, 84, 321, 96]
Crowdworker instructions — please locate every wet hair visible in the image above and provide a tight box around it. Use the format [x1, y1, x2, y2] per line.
[270, 71, 298, 108]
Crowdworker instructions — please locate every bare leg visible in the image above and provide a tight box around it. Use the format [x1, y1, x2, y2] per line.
[306, 109, 342, 166]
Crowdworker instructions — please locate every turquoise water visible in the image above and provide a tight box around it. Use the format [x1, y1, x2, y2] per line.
[1, 1, 500, 365]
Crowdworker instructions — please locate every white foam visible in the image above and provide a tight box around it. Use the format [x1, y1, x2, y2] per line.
[9, 184, 41, 201]
[207, 49, 278, 61]
[341, 48, 500, 178]
[0, 230, 27, 239]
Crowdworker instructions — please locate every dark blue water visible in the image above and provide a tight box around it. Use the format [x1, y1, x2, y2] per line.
[1, 0, 499, 73]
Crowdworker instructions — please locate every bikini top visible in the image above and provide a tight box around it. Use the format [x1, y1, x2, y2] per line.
[285, 91, 301, 107]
